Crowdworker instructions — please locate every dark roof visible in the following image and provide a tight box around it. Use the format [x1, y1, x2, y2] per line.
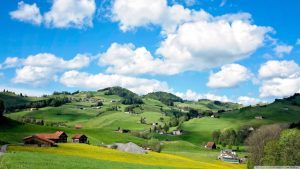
[72, 134, 87, 139]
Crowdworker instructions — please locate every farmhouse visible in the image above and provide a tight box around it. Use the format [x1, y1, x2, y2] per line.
[115, 128, 131, 133]
[72, 134, 88, 143]
[75, 124, 82, 129]
[205, 142, 216, 150]
[23, 135, 56, 147]
[24, 131, 68, 144]
[218, 149, 240, 163]
[172, 130, 183, 135]
[255, 116, 264, 120]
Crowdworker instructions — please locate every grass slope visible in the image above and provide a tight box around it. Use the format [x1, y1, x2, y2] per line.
[0, 151, 171, 169]
[4, 144, 244, 169]
[175, 99, 240, 112]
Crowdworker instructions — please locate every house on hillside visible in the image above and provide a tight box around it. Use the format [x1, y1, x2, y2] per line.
[248, 127, 254, 131]
[218, 149, 240, 163]
[115, 128, 131, 133]
[30, 108, 38, 111]
[75, 124, 82, 129]
[24, 131, 68, 144]
[205, 142, 216, 150]
[152, 122, 158, 126]
[172, 130, 183, 136]
[283, 107, 289, 111]
[23, 135, 57, 147]
[255, 116, 264, 120]
[72, 134, 88, 143]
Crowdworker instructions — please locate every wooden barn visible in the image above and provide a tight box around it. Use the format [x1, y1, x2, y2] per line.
[205, 142, 216, 150]
[24, 131, 68, 145]
[72, 134, 88, 143]
[35, 131, 68, 143]
[23, 135, 56, 147]
[115, 128, 131, 133]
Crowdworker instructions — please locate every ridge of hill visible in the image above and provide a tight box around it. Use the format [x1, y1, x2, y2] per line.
[98, 86, 143, 105]
[143, 91, 183, 106]
[221, 93, 300, 122]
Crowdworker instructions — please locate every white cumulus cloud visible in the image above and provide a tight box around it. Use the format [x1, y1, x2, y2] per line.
[238, 96, 262, 106]
[260, 77, 300, 98]
[10, 1, 42, 25]
[207, 64, 252, 88]
[44, 0, 96, 28]
[59, 70, 170, 95]
[10, 0, 96, 29]
[108, 1, 271, 75]
[5, 53, 91, 85]
[1, 57, 21, 68]
[258, 60, 300, 98]
[13, 66, 56, 85]
[259, 60, 300, 79]
[99, 43, 165, 75]
[273, 44, 293, 57]
[175, 89, 232, 102]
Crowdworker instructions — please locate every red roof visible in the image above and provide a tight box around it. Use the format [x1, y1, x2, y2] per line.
[206, 142, 216, 148]
[23, 135, 55, 144]
[35, 131, 66, 140]
[24, 131, 66, 142]
[75, 125, 82, 129]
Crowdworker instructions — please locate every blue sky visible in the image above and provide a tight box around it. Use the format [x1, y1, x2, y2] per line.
[0, 0, 300, 105]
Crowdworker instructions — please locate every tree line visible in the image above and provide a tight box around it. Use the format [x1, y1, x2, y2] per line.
[5, 97, 71, 112]
[246, 123, 300, 168]
[211, 126, 252, 148]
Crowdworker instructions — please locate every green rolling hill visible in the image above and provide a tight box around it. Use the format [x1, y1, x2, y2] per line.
[1, 88, 300, 169]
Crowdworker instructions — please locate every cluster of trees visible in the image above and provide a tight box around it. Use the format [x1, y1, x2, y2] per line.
[6, 97, 71, 112]
[101, 87, 143, 105]
[186, 109, 219, 119]
[140, 117, 146, 124]
[91, 101, 103, 107]
[246, 124, 300, 168]
[105, 106, 119, 111]
[212, 126, 253, 147]
[144, 92, 183, 106]
[18, 117, 44, 125]
[150, 123, 170, 133]
[142, 139, 161, 152]
[125, 104, 144, 114]
[263, 129, 300, 166]
[53, 91, 71, 95]
[2, 90, 27, 97]
[275, 93, 300, 106]
[53, 90, 80, 95]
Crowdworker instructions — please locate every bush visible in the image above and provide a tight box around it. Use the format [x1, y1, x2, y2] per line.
[142, 139, 161, 152]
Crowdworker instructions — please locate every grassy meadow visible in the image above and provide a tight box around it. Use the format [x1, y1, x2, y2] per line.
[1, 89, 299, 169]
[1, 144, 245, 169]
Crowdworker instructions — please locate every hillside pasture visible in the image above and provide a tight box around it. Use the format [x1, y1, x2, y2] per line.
[4, 144, 245, 169]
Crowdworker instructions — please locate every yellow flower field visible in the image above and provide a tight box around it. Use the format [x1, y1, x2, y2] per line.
[8, 144, 245, 169]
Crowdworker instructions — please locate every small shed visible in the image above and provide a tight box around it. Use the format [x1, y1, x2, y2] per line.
[72, 134, 88, 143]
[205, 142, 216, 150]
[172, 130, 182, 136]
[255, 116, 264, 120]
[75, 124, 82, 129]
[116, 128, 131, 133]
